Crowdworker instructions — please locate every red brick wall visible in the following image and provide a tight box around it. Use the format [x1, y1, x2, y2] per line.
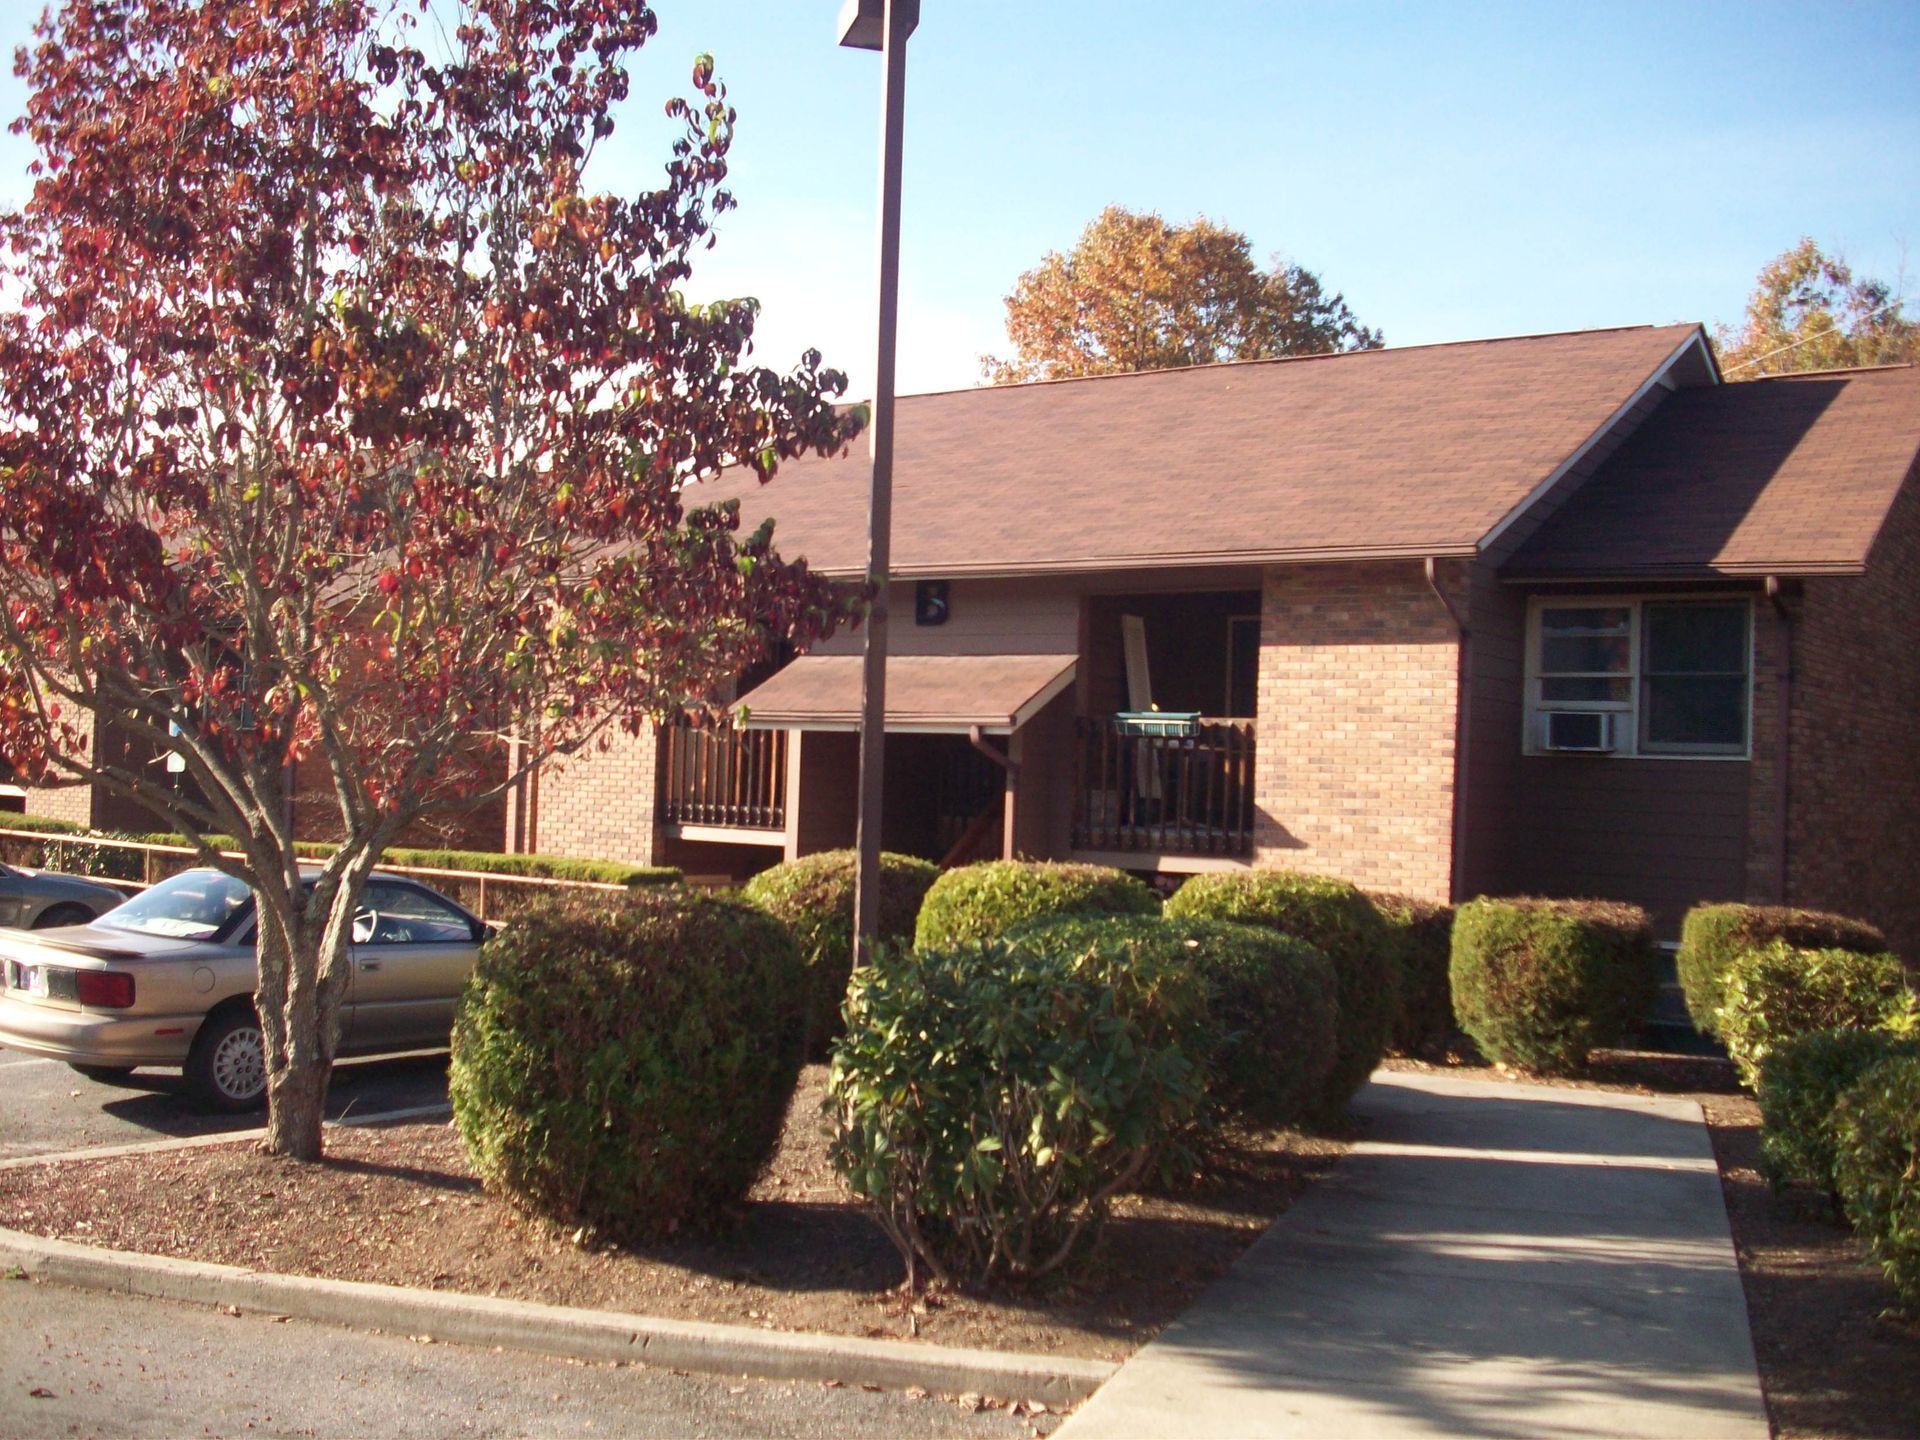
[526, 723, 663, 865]
[1253, 562, 1461, 900]
[1775, 465, 1920, 958]
[18, 703, 97, 827]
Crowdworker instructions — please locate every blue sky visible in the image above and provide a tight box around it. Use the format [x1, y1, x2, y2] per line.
[1, 1, 1915, 398]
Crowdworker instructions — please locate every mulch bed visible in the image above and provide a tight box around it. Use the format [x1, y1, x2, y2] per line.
[0, 1066, 1344, 1364]
[1384, 1050, 1920, 1439]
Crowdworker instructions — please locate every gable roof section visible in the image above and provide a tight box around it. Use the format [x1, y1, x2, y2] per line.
[710, 324, 1707, 578]
[1507, 365, 1920, 580]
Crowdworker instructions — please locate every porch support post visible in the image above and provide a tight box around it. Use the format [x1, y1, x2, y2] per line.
[969, 725, 1018, 860]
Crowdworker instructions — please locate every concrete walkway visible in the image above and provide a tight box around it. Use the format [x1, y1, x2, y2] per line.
[1061, 1071, 1769, 1439]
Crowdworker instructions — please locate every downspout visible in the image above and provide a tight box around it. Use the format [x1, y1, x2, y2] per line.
[969, 724, 1018, 860]
[1426, 558, 1470, 903]
[1766, 576, 1793, 904]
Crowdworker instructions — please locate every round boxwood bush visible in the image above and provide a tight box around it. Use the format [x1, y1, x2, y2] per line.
[1372, 891, 1457, 1057]
[449, 889, 806, 1245]
[1007, 913, 1338, 1128]
[1717, 941, 1917, 1089]
[1677, 904, 1886, 1040]
[1832, 1054, 1920, 1309]
[1165, 870, 1397, 1110]
[741, 849, 938, 1057]
[828, 937, 1205, 1287]
[913, 859, 1159, 950]
[1449, 897, 1656, 1075]
[1757, 1027, 1920, 1192]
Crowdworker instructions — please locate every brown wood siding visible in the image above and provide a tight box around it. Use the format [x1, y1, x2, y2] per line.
[790, 731, 860, 856]
[809, 577, 1082, 658]
[1479, 385, 1676, 568]
[1501, 756, 1750, 937]
[1458, 562, 1526, 901]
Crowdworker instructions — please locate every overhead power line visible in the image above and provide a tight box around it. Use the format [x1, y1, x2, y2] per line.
[1722, 292, 1911, 375]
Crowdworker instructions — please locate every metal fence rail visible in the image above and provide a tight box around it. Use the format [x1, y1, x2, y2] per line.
[0, 826, 711, 922]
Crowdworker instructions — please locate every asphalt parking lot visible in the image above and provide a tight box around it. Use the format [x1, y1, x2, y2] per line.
[0, 1049, 452, 1161]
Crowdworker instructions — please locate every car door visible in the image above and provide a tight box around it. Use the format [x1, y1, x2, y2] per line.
[342, 882, 479, 1053]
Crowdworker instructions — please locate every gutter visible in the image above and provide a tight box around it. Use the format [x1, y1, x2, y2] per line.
[1426, 558, 1471, 904]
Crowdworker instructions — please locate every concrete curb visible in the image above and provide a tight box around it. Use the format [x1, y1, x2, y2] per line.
[0, 1227, 1115, 1405]
[0, 1104, 454, 1172]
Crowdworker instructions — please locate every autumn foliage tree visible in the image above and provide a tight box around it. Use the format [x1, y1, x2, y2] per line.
[0, 0, 863, 1158]
[1716, 238, 1919, 378]
[982, 205, 1381, 384]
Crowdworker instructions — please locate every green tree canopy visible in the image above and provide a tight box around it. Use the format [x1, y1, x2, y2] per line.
[982, 206, 1382, 384]
[1715, 238, 1919, 378]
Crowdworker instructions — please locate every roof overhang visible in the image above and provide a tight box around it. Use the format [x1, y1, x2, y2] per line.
[734, 653, 1077, 735]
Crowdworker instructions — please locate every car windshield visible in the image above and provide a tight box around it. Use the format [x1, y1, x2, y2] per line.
[97, 869, 252, 941]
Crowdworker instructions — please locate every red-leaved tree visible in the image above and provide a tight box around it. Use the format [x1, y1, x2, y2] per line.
[0, 0, 862, 1157]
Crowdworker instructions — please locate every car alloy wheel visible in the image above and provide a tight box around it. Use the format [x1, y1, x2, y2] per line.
[211, 1026, 265, 1104]
[187, 1009, 269, 1112]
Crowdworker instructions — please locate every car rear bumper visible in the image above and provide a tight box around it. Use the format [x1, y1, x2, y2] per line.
[0, 999, 202, 1066]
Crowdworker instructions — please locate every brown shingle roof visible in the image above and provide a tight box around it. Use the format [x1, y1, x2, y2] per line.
[1507, 365, 1920, 579]
[709, 324, 1705, 577]
[733, 654, 1077, 733]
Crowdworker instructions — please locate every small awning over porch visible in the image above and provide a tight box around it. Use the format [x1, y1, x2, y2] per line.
[734, 653, 1077, 735]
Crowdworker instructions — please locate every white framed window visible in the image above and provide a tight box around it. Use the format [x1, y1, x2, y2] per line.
[1525, 597, 1752, 758]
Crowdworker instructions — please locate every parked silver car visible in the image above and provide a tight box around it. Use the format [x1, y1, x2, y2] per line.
[0, 862, 129, 930]
[0, 867, 485, 1110]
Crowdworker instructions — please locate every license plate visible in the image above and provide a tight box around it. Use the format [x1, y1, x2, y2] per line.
[25, 966, 46, 997]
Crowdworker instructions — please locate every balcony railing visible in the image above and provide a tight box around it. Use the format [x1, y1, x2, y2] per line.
[1072, 715, 1255, 857]
[659, 717, 787, 830]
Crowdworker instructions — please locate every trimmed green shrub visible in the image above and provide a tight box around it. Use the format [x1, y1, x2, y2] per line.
[1832, 1054, 1920, 1309]
[913, 860, 1159, 950]
[1007, 913, 1338, 1128]
[449, 889, 805, 1245]
[1718, 942, 1917, 1089]
[1678, 904, 1886, 1040]
[829, 938, 1205, 1287]
[1449, 897, 1657, 1075]
[741, 849, 938, 1056]
[1757, 1027, 1920, 1192]
[1372, 892, 1457, 1056]
[1165, 871, 1396, 1110]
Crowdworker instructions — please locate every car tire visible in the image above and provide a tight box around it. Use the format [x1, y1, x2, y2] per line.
[32, 904, 94, 930]
[185, 1008, 269, 1112]
[67, 1062, 135, 1082]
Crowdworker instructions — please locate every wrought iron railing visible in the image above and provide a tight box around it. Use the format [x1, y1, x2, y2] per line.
[1072, 715, 1254, 857]
[658, 717, 786, 831]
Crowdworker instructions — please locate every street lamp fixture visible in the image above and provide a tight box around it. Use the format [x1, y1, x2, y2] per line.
[838, 0, 917, 964]
[837, 0, 919, 50]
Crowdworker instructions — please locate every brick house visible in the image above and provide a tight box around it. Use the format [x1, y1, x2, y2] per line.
[27, 323, 1920, 955]
[523, 322, 1920, 954]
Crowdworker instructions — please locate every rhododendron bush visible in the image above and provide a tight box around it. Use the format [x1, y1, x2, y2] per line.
[0, 0, 860, 1157]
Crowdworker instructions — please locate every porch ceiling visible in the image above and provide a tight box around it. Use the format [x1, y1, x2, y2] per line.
[733, 654, 1077, 735]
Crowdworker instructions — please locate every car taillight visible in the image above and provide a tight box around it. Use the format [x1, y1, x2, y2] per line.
[75, 970, 136, 1009]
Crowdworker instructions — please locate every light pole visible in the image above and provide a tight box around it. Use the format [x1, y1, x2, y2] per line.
[838, 0, 917, 964]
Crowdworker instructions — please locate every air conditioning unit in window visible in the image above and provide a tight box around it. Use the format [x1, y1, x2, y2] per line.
[1541, 710, 1617, 753]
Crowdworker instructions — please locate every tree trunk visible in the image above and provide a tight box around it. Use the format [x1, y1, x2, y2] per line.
[256, 893, 351, 1161]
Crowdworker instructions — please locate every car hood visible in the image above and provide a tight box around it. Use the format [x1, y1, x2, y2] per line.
[0, 923, 207, 965]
